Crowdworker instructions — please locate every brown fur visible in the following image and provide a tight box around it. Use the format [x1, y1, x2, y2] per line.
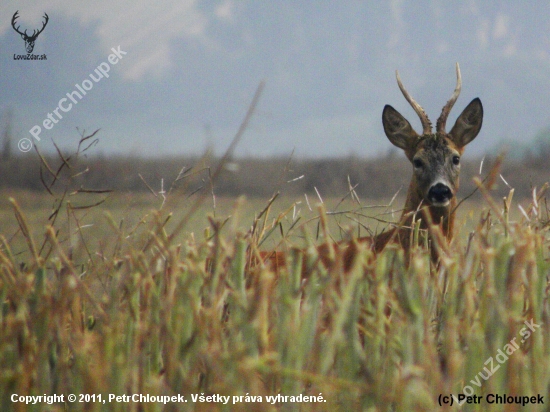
[259, 67, 483, 273]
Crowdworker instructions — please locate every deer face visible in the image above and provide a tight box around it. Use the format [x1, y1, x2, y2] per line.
[381, 64, 483, 208]
[409, 134, 464, 207]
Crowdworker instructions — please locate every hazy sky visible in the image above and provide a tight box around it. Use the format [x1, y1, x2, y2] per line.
[1, 1, 550, 158]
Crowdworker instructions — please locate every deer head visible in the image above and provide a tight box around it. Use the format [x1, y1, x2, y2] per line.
[12, 11, 49, 54]
[382, 63, 483, 208]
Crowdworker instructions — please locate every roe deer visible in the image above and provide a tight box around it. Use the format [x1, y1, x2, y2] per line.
[260, 63, 483, 272]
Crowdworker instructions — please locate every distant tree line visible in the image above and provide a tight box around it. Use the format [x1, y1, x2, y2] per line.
[0, 112, 548, 200]
[0, 149, 547, 201]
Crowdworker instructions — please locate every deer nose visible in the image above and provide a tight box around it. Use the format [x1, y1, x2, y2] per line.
[428, 183, 453, 205]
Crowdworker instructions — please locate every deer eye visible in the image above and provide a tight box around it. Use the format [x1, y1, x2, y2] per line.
[413, 158, 424, 169]
[452, 155, 460, 166]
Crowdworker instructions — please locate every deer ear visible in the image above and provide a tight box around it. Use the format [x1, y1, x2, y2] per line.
[382, 105, 419, 150]
[449, 98, 483, 148]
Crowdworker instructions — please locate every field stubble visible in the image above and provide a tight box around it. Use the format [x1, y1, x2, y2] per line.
[1, 177, 550, 411]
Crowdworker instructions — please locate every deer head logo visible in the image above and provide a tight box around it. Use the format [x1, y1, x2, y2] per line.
[11, 11, 49, 54]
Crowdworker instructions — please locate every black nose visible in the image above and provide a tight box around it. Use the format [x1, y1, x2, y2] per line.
[428, 183, 453, 204]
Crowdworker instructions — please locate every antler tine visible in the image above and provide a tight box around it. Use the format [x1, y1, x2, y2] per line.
[436, 62, 462, 133]
[11, 11, 24, 35]
[37, 13, 49, 35]
[30, 13, 49, 38]
[395, 70, 432, 135]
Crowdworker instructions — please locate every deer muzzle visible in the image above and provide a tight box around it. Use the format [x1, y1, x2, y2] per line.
[428, 182, 453, 206]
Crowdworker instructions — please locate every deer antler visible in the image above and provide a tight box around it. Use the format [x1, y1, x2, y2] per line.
[436, 63, 462, 133]
[11, 11, 25, 36]
[396, 70, 432, 135]
[11, 11, 49, 39]
[35, 13, 49, 37]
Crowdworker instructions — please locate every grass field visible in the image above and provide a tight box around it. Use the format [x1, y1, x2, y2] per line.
[0, 188, 485, 264]
[1, 176, 550, 411]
